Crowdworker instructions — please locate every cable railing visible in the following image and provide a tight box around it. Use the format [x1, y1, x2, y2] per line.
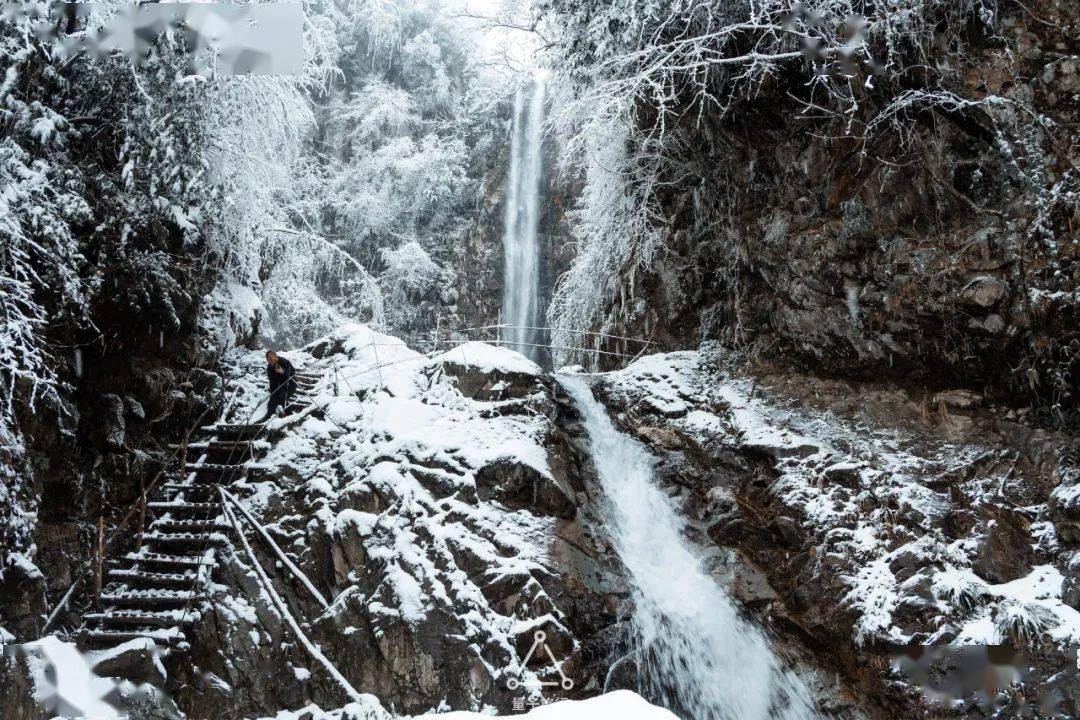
[458, 323, 655, 346]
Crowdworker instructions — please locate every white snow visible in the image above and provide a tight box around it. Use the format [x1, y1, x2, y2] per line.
[250, 691, 677, 720]
[950, 565, 1080, 645]
[428, 690, 679, 719]
[22, 635, 121, 720]
[437, 341, 543, 377]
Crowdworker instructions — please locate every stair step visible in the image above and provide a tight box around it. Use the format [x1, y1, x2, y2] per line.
[204, 421, 264, 430]
[79, 628, 188, 650]
[160, 484, 220, 498]
[108, 567, 199, 589]
[85, 609, 201, 628]
[172, 440, 265, 452]
[201, 424, 265, 440]
[122, 551, 216, 569]
[150, 519, 230, 533]
[183, 465, 249, 483]
[187, 462, 247, 474]
[143, 531, 229, 550]
[147, 501, 220, 514]
[100, 589, 199, 608]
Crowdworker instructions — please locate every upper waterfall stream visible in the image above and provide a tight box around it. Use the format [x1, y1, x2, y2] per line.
[560, 375, 818, 720]
[500, 75, 547, 362]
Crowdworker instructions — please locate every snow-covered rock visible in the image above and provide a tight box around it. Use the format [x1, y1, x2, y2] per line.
[592, 349, 1080, 716]
[187, 325, 621, 717]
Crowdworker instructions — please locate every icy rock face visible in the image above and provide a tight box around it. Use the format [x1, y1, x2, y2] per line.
[578, 3, 1078, 430]
[182, 326, 621, 718]
[591, 350, 1080, 718]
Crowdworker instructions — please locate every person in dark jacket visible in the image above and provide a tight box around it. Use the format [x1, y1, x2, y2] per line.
[261, 350, 296, 421]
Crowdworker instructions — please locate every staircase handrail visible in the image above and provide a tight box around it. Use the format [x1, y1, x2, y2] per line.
[219, 497, 366, 705]
[219, 487, 329, 610]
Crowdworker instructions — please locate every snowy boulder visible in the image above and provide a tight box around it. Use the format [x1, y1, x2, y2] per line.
[89, 638, 166, 687]
[304, 333, 348, 360]
[437, 342, 544, 401]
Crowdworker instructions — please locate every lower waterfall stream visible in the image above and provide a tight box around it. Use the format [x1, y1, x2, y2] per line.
[561, 376, 818, 720]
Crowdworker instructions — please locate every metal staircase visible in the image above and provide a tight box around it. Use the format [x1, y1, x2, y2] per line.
[78, 369, 321, 653]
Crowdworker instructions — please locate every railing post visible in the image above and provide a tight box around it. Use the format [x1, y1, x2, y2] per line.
[135, 479, 146, 552]
[94, 516, 104, 603]
[369, 332, 385, 389]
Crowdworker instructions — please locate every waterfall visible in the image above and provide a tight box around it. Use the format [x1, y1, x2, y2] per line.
[560, 376, 817, 720]
[501, 75, 547, 362]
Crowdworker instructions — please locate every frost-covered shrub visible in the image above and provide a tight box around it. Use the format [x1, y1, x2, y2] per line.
[380, 241, 442, 296]
[299, 0, 493, 338]
[932, 566, 991, 611]
[340, 80, 420, 144]
[260, 230, 385, 345]
[546, 112, 665, 366]
[994, 599, 1060, 645]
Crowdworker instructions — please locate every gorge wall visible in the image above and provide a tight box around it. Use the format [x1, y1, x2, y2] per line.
[552, 1, 1079, 430]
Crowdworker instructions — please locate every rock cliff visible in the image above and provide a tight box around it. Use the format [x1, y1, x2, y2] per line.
[578, 2, 1079, 430]
[591, 347, 1080, 717]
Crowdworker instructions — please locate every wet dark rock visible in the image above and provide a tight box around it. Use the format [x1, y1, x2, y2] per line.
[960, 276, 1008, 308]
[635, 426, 683, 451]
[822, 462, 863, 488]
[973, 505, 1034, 583]
[603, 654, 638, 693]
[475, 460, 576, 519]
[773, 515, 803, 547]
[186, 369, 221, 396]
[124, 395, 146, 422]
[0, 562, 46, 640]
[99, 393, 127, 450]
[0, 649, 44, 720]
[1062, 560, 1080, 610]
[91, 639, 166, 687]
[582, 5, 1080, 432]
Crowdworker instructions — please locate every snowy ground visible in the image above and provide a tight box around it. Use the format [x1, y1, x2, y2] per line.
[251, 690, 676, 720]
